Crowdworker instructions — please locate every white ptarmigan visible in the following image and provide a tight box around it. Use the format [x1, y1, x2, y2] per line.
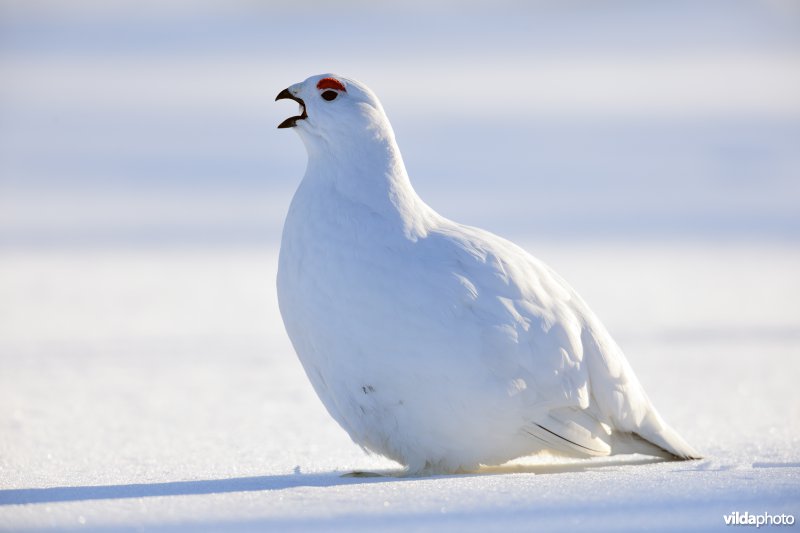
[275, 73, 700, 474]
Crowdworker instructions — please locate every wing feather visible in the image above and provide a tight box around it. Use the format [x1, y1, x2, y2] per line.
[435, 222, 699, 460]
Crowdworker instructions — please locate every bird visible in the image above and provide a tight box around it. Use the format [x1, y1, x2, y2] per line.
[275, 73, 700, 475]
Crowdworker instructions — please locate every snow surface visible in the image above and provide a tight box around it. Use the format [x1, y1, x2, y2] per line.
[1, 244, 799, 531]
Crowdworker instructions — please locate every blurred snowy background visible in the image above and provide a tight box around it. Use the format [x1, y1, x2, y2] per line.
[1, 1, 799, 531]
[2, 0, 799, 245]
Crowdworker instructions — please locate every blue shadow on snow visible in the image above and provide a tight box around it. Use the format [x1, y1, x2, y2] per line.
[0, 456, 679, 506]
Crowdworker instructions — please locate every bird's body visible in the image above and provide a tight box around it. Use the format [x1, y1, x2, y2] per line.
[276, 74, 699, 474]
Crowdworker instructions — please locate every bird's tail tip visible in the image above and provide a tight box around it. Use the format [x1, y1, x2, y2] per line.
[610, 408, 702, 461]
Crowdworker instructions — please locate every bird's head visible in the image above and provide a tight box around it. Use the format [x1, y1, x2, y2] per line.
[275, 74, 395, 154]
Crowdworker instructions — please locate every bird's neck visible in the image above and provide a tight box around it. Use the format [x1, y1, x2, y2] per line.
[302, 132, 437, 239]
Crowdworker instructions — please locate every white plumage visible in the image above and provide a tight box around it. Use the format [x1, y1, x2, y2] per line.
[275, 73, 699, 474]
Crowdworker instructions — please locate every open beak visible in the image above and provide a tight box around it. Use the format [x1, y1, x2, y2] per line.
[275, 88, 307, 129]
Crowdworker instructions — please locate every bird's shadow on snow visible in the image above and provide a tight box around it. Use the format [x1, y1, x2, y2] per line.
[0, 456, 673, 506]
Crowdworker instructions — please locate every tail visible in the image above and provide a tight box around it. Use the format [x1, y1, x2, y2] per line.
[525, 406, 701, 461]
[612, 410, 702, 460]
[577, 323, 702, 461]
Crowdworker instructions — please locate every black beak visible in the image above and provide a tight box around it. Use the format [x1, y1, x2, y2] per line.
[275, 88, 307, 129]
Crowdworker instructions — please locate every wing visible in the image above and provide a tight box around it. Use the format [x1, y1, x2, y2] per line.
[430, 222, 593, 406]
[428, 222, 699, 459]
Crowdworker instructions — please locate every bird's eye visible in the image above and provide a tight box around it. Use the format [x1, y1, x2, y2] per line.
[321, 90, 338, 101]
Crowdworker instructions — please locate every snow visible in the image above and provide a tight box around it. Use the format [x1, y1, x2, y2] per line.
[1, 244, 799, 531]
[1, 1, 799, 530]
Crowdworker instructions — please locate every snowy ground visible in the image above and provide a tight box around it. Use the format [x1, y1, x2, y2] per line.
[2, 1, 800, 531]
[1, 243, 799, 531]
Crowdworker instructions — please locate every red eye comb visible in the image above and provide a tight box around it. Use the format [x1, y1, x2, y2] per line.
[317, 77, 347, 92]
